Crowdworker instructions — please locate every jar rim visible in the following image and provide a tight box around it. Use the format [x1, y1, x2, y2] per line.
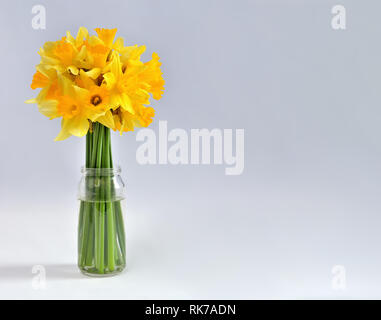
[81, 166, 122, 176]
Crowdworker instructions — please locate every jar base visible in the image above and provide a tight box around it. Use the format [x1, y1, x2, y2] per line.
[79, 266, 126, 278]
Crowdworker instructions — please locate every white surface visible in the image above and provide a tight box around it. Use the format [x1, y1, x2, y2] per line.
[1, 188, 380, 300]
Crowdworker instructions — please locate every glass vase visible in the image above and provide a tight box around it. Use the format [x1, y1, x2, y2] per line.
[77, 123, 126, 277]
[78, 167, 126, 277]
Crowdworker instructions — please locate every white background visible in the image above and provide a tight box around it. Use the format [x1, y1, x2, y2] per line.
[0, 0, 381, 299]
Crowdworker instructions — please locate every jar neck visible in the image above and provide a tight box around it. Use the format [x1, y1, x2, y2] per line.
[81, 166, 121, 177]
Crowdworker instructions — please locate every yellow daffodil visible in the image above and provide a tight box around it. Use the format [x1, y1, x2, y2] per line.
[55, 76, 113, 140]
[55, 78, 91, 140]
[25, 66, 60, 119]
[101, 52, 134, 113]
[26, 27, 164, 140]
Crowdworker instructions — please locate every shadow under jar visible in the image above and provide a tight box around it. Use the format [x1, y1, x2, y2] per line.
[77, 167, 126, 277]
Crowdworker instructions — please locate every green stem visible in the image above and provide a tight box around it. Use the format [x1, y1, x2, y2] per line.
[83, 131, 94, 266]
[95, 124, 104, 273]
[79, 131, 93, 266]
[79, 122, 125, 275]
[104, 128, 116, 271]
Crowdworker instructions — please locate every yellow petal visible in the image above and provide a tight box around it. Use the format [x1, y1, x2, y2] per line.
[58, 75, 75, 96]
[113, 37, 125, 52]
[76, 45, 88, 65]
[38, 99, 59, 119]
[109, 52, 122, 79]
[40, 55, 60, 66]
[102, 72, 116, 89]
[109, 93, 134, 114]
[76, 27, 88, 47]
[66, 116, 89, 137]
[83, 68, 101, 79]
[96, 111, 115, 129]
[55, 119, 72, 141]
[67, 66, 79, 75]
[120, 93, 134, 114]
[87, 35, 104, 46]
[25, 98, 37, 104]
[121, 45, 146, 62]
[65, 31, 75, 46]
[73, 86, 89, 101]
[76, 70, 96, 88]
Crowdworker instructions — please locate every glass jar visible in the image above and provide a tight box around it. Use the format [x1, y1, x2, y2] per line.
[77, 167, 126, 277]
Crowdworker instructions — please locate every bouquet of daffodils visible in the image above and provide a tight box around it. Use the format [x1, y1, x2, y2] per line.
[26, 27, 164, 276]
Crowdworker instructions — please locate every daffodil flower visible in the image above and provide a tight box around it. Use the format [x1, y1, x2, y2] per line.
[26, 27, 164, 141]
